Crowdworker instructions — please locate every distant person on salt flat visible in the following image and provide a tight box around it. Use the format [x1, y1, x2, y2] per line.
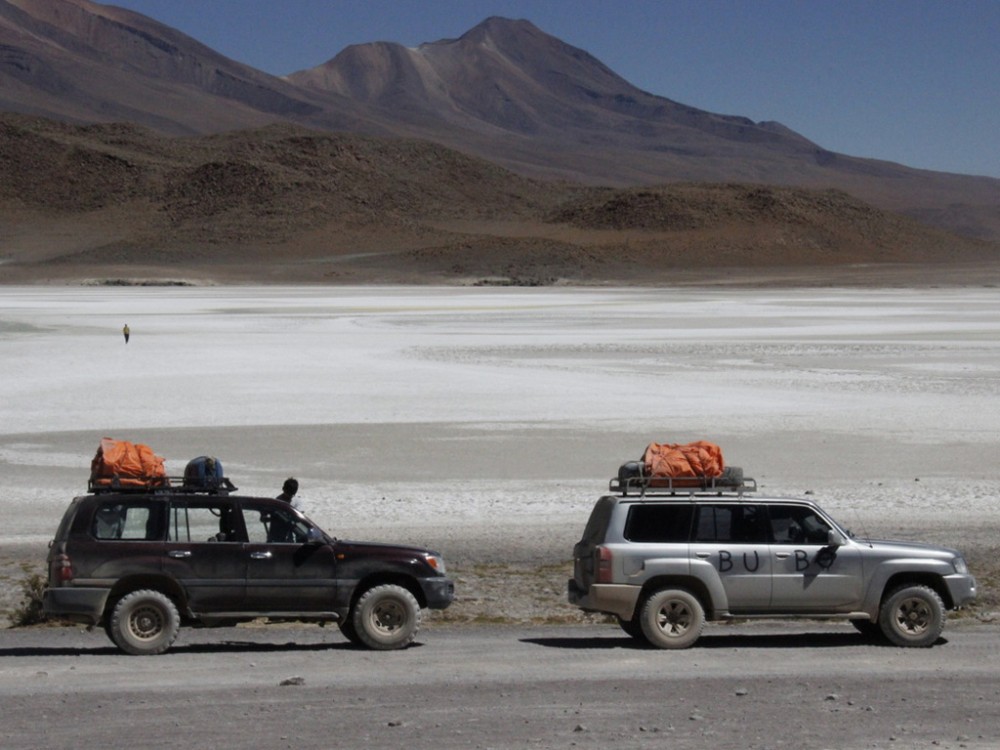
[122, 324, 130, 343]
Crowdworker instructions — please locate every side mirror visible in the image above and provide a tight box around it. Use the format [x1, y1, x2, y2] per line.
[306, 527, 325, 544]
[827, 529, 846, 547]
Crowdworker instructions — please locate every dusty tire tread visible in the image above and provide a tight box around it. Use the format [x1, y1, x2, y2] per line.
[108, 589, 181, 656]
[639, 588, 705, 649]
[350, 584, 422, 651]
[878, 584, 945, 648]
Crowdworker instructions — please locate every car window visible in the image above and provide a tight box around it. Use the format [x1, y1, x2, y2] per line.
[693, 504, 768, 543]
[167, 501, 238, 542]
[579, 497, 616, 546]
[624, 504, 694, 543]
[240, 502, 311, 544]
[92, 500, 161, 541]
[768, 505, 832, 545]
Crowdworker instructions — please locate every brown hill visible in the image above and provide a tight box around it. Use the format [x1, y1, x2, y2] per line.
[1, 1, 999, 244]
[2, 113, 995, 286]
[0, 0, 339, 130]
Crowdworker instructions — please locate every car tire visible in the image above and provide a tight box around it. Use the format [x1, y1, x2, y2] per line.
[639, 588, 705, 649]
[108, 589, 181, 655]
[878, 584, 945, 647]
[617, 615, 647, 641]
[351, 584, 422, 650]
[338, 616, 364, 646]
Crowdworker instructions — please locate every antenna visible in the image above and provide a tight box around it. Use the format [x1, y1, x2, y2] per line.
[851, 508, 873, 548]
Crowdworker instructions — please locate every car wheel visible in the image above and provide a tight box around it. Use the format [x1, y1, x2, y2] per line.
[351, 584, 422, 650]
[338, 616, 364, 646]
[108, 589, 180, 655]
[616, 615, 646, 641]
[639, 588, 705, 649]
[878, 584, 945, 647]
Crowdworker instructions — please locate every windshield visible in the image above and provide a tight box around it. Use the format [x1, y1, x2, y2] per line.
[820, 509, 854, 539]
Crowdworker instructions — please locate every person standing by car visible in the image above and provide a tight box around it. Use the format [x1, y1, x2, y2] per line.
[277, 477, 307, 516]
[277, 477, 299, 509]
[267, 477, 301, 543]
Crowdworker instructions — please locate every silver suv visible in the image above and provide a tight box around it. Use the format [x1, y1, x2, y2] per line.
[568, 477, 976, 648]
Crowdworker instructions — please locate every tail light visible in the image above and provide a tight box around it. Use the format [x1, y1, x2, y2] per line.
[596, 546, 613, 584]
[53, 553, 74, 583]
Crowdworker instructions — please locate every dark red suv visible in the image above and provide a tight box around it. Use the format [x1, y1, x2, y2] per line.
[43, 481, 453, 654]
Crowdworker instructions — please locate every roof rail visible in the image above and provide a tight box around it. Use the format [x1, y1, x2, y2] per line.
[88, 475, 238, 495]
[609, 474, 756, 498]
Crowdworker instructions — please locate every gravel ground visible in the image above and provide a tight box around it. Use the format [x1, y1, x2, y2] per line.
[3, 623, 1000, 750]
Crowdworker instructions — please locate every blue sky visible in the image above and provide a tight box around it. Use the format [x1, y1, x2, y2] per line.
[107, 0, 1000, 179]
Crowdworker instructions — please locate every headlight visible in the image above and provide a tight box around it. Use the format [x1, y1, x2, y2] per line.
[953, 557, 969, 575]
[425, 554, 446, 575]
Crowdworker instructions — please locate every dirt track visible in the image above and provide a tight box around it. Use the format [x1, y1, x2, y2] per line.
[2, 622, 999, 750]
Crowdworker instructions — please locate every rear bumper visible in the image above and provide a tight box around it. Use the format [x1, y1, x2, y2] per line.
[42, 587, 109, 624]
[568, 579, 640, 621]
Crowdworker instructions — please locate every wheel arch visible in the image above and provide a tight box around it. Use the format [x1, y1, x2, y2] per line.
[349, 572, 426, 610]
[881, 573, 954, 609]
[105, 576, 188, 621]
[639, 575, 716, 619]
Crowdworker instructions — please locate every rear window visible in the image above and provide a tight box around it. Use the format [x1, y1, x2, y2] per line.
[91, 500, 161, 541]
[54, 497, 85, 541]
[624, 504, 694, 543]
[579, 497, 617, 546]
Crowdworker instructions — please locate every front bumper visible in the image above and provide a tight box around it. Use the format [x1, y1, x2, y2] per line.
[568, 579, 641, 621]
[420, 576, 455, 610]
[944, 573, 977, 609]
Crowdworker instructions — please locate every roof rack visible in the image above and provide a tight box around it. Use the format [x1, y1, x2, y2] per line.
[88, 475, 238, 495]
[609, 474, 756, 498]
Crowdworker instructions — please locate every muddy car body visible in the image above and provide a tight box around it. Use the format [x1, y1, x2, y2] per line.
[44, 485, 453, 654]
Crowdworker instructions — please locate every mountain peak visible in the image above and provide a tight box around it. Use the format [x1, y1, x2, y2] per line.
[1, 2, 996, 240]
[460, 16, 542, 40]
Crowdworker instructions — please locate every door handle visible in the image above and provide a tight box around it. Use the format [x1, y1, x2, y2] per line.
[775, 552, 790, 559]
[167, 550, 191, 558]
[695, 552, 711, 558]
[250, 551, 273, 560]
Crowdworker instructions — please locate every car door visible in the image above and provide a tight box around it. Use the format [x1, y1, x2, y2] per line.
[238, 499, 337, 613]
[689, 503, 772, 612]
[163, 498, 246, 612]
[767, 504, 863, 611]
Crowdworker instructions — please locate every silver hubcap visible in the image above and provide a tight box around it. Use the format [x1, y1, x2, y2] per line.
[129, 604, 164, 640]
[371, 599, 406, 634]
[655, 600, 692, 637]
[894, 597, 931, 635]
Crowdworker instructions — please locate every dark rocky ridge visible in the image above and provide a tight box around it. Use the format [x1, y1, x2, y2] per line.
[2, 113, 995, 286]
